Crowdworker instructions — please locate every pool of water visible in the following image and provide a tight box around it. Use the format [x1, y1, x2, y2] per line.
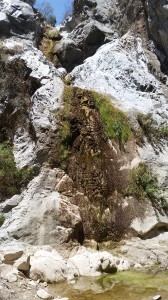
[50, 271, 168, 300]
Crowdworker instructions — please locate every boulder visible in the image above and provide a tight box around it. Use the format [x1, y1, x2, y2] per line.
[30, 249, 79, 283]
[56, 38, 84, 71]
[69, 21, 105, 58]
[69, 247, 127, 276]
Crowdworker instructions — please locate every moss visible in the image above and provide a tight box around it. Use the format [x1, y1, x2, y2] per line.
[97, 270, 168, 291]
[93, 91, 131, 145]
[137, 113, 168, 148]
[0, 142, 33, 200]
[0, 214, 5, 227]
[51, 87, 131, 170]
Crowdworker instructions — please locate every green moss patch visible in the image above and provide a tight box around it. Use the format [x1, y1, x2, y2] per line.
[93, 91, 131, 145]
[98, 270, 168, 291]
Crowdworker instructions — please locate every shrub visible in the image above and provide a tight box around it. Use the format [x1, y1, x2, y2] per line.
[0, 142, 33, 200]
[127, 164, 158, 200]
[126, 163, 167, 211]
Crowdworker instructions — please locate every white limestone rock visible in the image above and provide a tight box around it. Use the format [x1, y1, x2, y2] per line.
[70, 34, 167, 116]
[2, 37, 64, 169]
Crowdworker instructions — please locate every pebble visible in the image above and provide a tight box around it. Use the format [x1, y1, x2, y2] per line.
[152, 295, 162, 300]
[37, 288, 53, 300]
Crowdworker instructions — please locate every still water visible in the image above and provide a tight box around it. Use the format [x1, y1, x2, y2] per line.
[50, 271, 168, 300]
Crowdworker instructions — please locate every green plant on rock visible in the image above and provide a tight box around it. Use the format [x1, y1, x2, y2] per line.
[0, 214, 5, 227]
[93, 91, 131, 145]
[0, 142, 33, 200]
[126, 163, 167, 211]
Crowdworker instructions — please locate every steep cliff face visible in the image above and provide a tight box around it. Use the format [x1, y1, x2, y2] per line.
[0, 0, 168, 252]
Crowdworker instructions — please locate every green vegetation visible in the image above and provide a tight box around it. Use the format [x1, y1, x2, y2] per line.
[127, 164, 159, 200]
[52, 86, 73, 169]
[0, 214, 5, 227]
[0, 142, 33, 200]
[93, 91, 131, 145]
[137, 113, 168, 148]
[52, 87, 132, 169]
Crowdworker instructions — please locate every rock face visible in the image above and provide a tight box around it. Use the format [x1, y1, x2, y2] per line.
[0, 167, 83, 245]
[0, 0, 38, 41]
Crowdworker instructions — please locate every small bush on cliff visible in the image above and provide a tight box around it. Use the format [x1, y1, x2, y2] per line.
[137, 113, 168, 148]
[0, 142, 33, 200]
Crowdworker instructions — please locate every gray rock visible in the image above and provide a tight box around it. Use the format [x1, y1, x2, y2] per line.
[0, 195, 21, 213]
[69, 21, 105, 58]
[14, 255, 30, 272]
